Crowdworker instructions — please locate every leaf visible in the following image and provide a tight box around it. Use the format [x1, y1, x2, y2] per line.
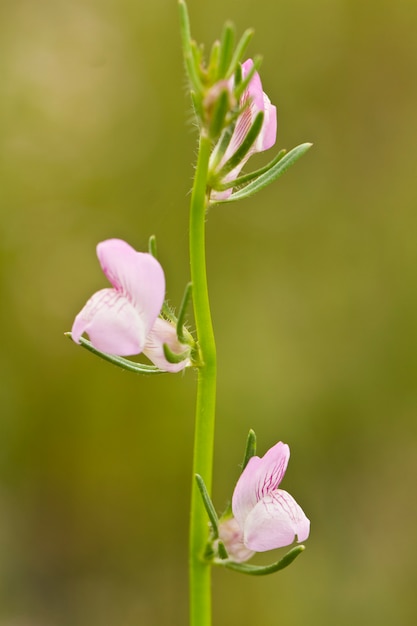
[216, 143, 312, 203]
[222, 545, 305, 575]
[65, 333, 164, 374]
[195, 474, 219, 539]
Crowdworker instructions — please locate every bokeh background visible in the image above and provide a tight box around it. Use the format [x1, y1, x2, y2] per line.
[1, 0, 417, 624]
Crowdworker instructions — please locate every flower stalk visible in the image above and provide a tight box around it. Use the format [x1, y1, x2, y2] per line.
[188, 130, 217, 626]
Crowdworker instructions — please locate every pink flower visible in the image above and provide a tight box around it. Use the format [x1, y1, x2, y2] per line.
[219, 442, 309, 562]
[71, 239, 190, 373]
[210, 59, 277, 200]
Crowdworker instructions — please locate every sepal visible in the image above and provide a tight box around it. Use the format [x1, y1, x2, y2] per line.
[176, 282, 193, 343]
[241, 429, 257, 471]
[148, 234, 158, 258]
[148, 237, 195, 351]
[217, 540, 229, 560]
[162, 342, 191, 365]
[147, 235, 175, 322]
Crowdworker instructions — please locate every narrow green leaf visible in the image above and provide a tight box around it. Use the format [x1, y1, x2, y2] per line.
[191, 41, 203, 74]
[209, 87, 231, 141]
[178, 0, 203, 92]
[225, 28, 255, 78]
[217, 22, 235, 79]
[241, 429, 257, 471]
[161, 303, 177, 323]
[217, 143, 312, 203]
[214, 149, 287, 191]
[207, 40, 221, 82]
[222, 545, 305, 575]
[233, 62, 242, 88]
[195, 474, 220, 539]
[65, 333, 163, 374]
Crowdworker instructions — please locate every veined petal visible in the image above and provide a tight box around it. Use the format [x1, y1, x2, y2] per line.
[232, 455, 263, 528]
[242, 59, 276, 153]
[209, 59, 277, 202]
[71, 288, 148, 355]
[241, 59, 264, 111]
[256, 94, 277, 152]
[97, 239, 165, 335]
[243, 489, 310, 551]
[221, 60, 264, 161]
[255, 441, 290, 499]
[232, 441, 289, 529]
[143, 317, 191, 373]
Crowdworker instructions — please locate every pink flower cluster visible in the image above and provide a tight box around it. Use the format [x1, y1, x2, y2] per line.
[72, 239, 190, 373]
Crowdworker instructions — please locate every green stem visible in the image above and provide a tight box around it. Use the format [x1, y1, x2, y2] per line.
[189, 130, 216, 626]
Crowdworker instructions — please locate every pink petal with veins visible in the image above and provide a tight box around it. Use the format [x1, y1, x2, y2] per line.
[210, 59, 277, 201]
[254, 441, 290, 497]
[71, 288, 147, 355]
[72, 239, 166, 357]
[232, 455, 262, 529]
[232, 441, 289, 527]
[241, 59, 264, 110]
[257, 93, 277, 151]
[244, 489, 310, 551]
[97, 239, 165, 334]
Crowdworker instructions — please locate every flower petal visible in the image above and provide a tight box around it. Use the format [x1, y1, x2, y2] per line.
[243, 489, 310, 551]
[232, 454, 263, 529]
[241, 59, 265, 110]
[256, 93, 277, 152]
[71, 288, 148, 355]
[222, 59, 265, 160]
[232, 441, 290, 529]
[242, 59, 277, 153]
[97, 239, 165, 335]
[255, 441, 290, 499]
[143, 317, 191, 373]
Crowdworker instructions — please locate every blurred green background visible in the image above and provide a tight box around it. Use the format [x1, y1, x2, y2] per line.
[1, 0, 417, 624]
